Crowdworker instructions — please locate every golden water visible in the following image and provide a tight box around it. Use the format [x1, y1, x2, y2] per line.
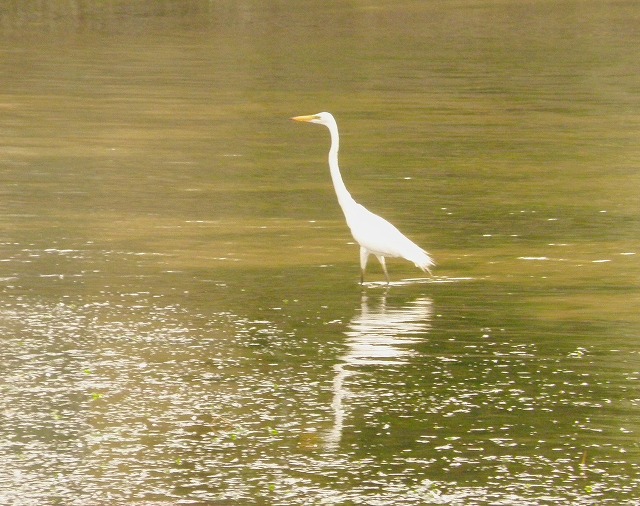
[1, 1, 638, 504]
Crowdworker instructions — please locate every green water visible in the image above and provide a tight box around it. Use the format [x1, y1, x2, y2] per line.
[1, 1, 639, 504]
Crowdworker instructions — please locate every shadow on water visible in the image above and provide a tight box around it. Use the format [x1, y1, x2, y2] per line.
[327, 292, 434, 450]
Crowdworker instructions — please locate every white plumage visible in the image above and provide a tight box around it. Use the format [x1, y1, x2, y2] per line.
[291, 112, 434, 283]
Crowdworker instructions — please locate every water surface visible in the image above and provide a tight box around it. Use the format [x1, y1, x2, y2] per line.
[1, 1, 639, 504]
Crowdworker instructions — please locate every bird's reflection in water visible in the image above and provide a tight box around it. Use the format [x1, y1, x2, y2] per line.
[326, 291, 433, 450]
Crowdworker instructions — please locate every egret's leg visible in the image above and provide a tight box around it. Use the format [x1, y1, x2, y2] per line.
[377, 255, 390, 284]
[359, 247, 370, 284]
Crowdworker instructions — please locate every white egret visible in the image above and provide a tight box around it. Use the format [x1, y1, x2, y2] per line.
[291, 112, 434, 284]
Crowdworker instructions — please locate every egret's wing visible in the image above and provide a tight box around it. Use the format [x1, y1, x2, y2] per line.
[345, 204, 419, 256]
[342, 202, 434, 272]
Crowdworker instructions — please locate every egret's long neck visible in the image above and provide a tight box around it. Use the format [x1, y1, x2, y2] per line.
[326, 120, 355, 209]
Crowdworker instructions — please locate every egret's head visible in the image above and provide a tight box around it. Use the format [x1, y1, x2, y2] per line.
[291, 112, 335, 126]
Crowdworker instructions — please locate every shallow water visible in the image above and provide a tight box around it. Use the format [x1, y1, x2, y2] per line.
[1, 1, 639, 504]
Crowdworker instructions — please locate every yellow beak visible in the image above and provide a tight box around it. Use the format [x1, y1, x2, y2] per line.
[290, 114, 318, 122]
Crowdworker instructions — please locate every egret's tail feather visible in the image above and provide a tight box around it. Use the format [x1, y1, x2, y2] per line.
[409, 248, 435, 275]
